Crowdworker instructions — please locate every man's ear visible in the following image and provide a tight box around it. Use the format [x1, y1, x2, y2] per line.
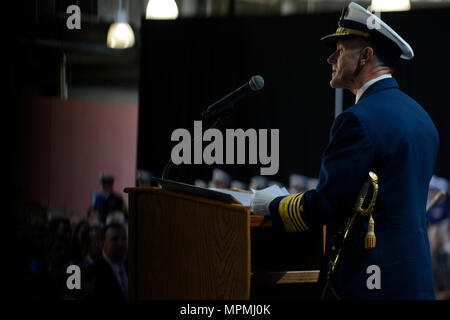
[360, 47, 374, 65]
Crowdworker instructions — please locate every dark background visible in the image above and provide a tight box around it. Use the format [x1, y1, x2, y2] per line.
[138, 9, 450, 186]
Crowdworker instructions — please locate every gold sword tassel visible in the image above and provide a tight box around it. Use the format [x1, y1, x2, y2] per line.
[353, 172, 378, 250]
[364, 215, 376, 249]
[327, 172, 379, 280]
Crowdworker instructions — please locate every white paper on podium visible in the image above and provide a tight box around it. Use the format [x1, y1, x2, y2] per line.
[208, 188, 253, 207]
[210, 184, 290, 207]
[251, 185, 290, 197]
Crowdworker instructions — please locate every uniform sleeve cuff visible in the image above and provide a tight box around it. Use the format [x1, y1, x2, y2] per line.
[269, 196, 286, 231]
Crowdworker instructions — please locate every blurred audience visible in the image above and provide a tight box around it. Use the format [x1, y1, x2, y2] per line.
[18, 209, 128, 300]
[427, 175, 450, 299]
[87, 207, 101, 226]
[428, 175, 450, 224]
[429, 219, 450, 299]
[71, 220, 89, 266]
[85, 225, 102, 266]
[17, 170, 449, 300]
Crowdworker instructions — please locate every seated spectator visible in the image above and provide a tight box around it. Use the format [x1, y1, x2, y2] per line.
[92, 173, 125, 225]
[71, 220, 90, 266]
[92, 222, 128, 300]
[78, 225, 102, 299]
[209, 168, 231, 188]
[83, 225, 102, 266]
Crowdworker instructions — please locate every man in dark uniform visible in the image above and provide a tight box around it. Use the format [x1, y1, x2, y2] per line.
[251, 2, 439, 299]
[92, 173, 125, 225]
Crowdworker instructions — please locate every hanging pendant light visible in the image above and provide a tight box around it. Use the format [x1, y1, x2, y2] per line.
[107, 0, 135, 49]
[146, 0, 179, 20]
[371, 0, 411, 12]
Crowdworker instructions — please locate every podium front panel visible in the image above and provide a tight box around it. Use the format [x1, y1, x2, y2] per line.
[126, 187, 250, 300]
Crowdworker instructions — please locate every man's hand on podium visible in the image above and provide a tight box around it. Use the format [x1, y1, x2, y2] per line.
[250, 190, 279, 216]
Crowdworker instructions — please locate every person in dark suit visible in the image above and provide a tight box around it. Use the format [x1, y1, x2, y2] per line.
[252, 2, 438, 300]
[92, 222, 128, 300]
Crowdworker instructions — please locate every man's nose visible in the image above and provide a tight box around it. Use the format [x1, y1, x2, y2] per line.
[327, 51, 337, 64]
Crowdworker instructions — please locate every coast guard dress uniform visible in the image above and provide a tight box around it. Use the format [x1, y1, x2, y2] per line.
[253, 2, 439, 299]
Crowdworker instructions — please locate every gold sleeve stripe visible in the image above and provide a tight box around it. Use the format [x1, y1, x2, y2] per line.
[295, 195, 309, 231]
[291, 193, 308, 231]
[287, 194, 305, 232]
[279, 194, 299, 232]
[279, 193, 308, 232]
[288, 194, 304, 231]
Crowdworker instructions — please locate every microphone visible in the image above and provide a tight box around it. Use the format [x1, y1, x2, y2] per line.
[202, 75, 264, 121]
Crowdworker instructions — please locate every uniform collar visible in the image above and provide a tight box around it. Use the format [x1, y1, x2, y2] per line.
[355, 74, 392, 103]
[356, 76, 400, 104]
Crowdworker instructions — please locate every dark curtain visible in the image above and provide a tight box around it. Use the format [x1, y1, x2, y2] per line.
[138, 9, 450, 186]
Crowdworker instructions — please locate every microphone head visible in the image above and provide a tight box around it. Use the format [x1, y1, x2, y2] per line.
[249, 75, 264, 91]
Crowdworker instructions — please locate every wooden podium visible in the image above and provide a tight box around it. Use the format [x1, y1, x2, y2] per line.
[125, 186, 323, 300]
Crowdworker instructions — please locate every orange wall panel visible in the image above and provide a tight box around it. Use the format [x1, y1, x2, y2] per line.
[20, 96, 138, 218]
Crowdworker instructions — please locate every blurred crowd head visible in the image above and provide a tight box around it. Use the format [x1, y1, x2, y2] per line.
[209, 168, 231, 188]
[428, 175, 450, 226]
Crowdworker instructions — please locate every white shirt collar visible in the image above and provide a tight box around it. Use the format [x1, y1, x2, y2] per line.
[355, 74, 392, 103]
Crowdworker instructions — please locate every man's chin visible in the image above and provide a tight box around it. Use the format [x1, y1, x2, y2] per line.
[330, 79, 344, 89]
[329, 80, 338, 88]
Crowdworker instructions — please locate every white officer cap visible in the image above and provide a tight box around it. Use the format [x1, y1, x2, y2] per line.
[430, 175, 449, 193]
[322, 2, 414, 60]
[194, 179, 208, 188]
[211, 168, 231, 186]
[289, 174, 309, 190]
[307, 177, 319, 190]
[249, 175, 269, 190]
